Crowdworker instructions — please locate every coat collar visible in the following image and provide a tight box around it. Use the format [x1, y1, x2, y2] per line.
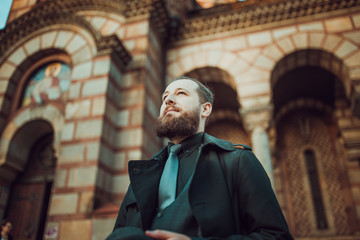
[203, 133, 236, 151]
[151, 133, 236, 162]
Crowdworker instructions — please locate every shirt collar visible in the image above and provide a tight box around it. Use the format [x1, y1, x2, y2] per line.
[167, 132, 204, 157]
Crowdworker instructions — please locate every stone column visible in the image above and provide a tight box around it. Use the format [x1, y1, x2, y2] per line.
[242, 105, 275, 188]
[251, 126, 274, 187]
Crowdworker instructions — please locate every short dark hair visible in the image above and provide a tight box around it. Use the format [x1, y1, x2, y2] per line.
[173, 76, 214, 105]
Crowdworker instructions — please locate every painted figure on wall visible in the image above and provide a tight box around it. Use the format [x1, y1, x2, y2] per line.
[22, 62, 71, 107]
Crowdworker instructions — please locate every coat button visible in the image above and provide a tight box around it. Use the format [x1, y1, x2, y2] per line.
[157, 212, 163, 218]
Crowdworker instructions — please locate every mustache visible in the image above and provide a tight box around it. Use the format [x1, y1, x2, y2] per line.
[163, 106, 181, 114]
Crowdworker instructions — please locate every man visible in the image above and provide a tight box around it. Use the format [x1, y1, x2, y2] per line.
[107, 77, 293, 240]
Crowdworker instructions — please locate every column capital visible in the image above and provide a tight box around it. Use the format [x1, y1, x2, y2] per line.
[241, 104, 273, 132]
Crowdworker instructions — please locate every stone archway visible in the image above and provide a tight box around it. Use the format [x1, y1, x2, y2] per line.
[0, 105, 64, 227]
[3, 119, 56, 240]
[272, 49, 359, 237]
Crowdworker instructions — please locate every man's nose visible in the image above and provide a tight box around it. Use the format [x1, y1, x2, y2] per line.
[165, 94, 175, 104]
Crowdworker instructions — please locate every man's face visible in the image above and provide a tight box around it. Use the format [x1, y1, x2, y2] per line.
[155, 79, 202, 139]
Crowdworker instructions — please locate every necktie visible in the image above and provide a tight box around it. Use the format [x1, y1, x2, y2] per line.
[158, 144, 182, 211]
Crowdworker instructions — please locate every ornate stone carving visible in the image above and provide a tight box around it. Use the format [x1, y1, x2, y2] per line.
[0, 0, 169, 66]
[174, 0, 360, 40]
[97, 35, 132, 70]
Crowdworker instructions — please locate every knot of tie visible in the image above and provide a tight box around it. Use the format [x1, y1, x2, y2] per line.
[158, 144, 182, 211]
[170, 144, 182, 155]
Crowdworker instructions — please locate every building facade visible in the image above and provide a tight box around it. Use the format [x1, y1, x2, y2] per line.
[0, 0, 359, 239]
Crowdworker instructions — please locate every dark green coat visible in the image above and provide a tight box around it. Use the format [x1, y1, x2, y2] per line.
[112, 134, 293, 240]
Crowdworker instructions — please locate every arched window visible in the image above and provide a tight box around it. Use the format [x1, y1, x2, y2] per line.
[304, 149, 328, 230]
[20, 61, 71, 107]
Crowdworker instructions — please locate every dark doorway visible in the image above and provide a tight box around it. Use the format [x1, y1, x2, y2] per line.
[5, 133, 56, 240]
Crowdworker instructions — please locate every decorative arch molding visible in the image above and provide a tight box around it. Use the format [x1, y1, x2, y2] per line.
[0, 24, 131, 124]
[167, 49, 249, 87]
[0, 17, 131, 69]
[0, 0, 170, 66]
[271, 49, 349, 97]
[258, 33, 359, 97]
[0, 14, 99, 64]
[0, 104, 64, 182]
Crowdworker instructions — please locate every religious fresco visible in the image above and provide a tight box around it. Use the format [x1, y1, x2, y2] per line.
[21, 62, 71, 107]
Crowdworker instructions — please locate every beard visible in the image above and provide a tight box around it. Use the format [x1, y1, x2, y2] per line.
[155, 107, 200, 140]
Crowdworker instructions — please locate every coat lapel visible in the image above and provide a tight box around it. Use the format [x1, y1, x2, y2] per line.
[128, 159, 165, 230]
[189, 137, 237, 237]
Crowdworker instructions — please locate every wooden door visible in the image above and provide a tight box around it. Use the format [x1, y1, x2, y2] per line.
[5, 133, 55, 240]
[5, 182, 52, 240]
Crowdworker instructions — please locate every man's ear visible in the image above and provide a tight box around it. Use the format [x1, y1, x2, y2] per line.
[201, 102, 212, 118]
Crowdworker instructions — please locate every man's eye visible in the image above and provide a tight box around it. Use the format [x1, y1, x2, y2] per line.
[163, 95, 168, 101]
[178, 91, 186, 95]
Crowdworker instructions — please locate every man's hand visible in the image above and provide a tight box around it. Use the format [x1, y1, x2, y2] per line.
[145, 230, 191, 240]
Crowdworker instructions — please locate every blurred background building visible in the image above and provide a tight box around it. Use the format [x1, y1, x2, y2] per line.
[0, 0, 359, 239]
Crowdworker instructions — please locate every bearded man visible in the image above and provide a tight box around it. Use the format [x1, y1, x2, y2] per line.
[107, 77, 293, 240]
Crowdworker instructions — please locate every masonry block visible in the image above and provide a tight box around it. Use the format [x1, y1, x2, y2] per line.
[345, 51, 360, 68]
[325, 16, 353, 32]
[114, 152, 126, 170]
[86, 141, 100, 161]
[277, 37, 294, 54]
[90, 17, 107, 31]
[100, 144, 114, 168]
[254, 55, 275, 70]
[335, 41, 358, 58]
[116, 110, 130, 127]
[41, 31, 57, 49]
[100, 19, 120, 35]
[93, 218, 116, 240]
[49, 193, 78, 215]
[65, 100, 91, 119]
[54, 31, 73, 49]
[238, 49, 261, 64]
[92, 96, 106, 116]
[54, 169, 67, 188]
[200, 40, 222, 50]
[299, 22, 324, 31]
[59, 220, 91, 240]
[130, 107, 143, 126]
[82, 77, 108, 97]
[72, 46, 92, 64]
[272, 26, 297, 39]
[24, 36, 40, 56]
[72, 61, 93, 80]
[263, 45, 284, 61]
[125, 21, 149, 38]
[0, 62, 16, 78]
[247, 31, 271, 48]
[76, 119, 103, 139]
[59, 143, 85, 163]
[344, 31, 360, 44]
[116, 128, 142, 147]
[68, 82, 81, 99]
[309, 33, 324, 48]
[66, 35, 87, 54]
[111, 174, 130, 194]
[323, 35, 342, 52]
[8, 47, 26, 65]
[118, 89, 144, 107]
[68, 166, 97, 187]
[93, 58, 110, 76]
